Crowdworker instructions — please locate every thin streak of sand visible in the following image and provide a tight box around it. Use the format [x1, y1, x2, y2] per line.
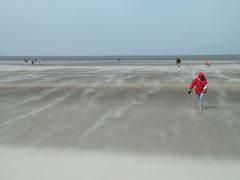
[0, 90, 74, 127]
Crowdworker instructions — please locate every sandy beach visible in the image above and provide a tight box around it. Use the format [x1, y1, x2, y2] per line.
[0, 60, 240, 180]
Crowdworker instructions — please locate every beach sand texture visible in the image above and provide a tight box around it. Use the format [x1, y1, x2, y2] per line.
[0, 60, 240, 180]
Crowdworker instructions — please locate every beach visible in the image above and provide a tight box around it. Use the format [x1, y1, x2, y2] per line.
[0, 60, 240, 179]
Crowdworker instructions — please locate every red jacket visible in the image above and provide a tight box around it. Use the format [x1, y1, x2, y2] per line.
[189, 77, 208, 94]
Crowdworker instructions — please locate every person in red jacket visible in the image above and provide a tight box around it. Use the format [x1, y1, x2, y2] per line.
[188, 72, 208, 110]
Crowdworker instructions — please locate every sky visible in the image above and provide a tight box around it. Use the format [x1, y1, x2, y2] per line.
[0, 0, 240, 56]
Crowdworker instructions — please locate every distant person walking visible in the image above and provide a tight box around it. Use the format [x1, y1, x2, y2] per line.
[188, 72, 208, 110]
[205, 60, 211, 66]
[176, 57, 181, 67]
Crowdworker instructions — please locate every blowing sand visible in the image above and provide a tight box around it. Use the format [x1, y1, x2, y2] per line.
[0, 60, 240, 179]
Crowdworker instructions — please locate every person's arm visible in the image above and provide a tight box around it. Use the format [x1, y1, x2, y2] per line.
[188, 79, 196, 94]
[203, 80, 208, 93]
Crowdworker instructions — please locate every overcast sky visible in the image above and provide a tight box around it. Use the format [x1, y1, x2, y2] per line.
[0, 0, 239, 56]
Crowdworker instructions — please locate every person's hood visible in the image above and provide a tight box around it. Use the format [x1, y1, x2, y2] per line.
[198, 72, 205, 78]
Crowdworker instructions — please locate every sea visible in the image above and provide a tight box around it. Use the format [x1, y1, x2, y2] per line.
[0, 55, 240, 61]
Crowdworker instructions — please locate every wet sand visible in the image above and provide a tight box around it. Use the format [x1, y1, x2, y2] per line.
[0, 60, 240, 179]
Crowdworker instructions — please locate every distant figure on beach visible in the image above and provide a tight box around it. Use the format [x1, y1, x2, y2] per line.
[176, 57, 181, 67]
[188, 72, 208, 110]
[205, 60, 211, 66]
[31, 60, 34, 65]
